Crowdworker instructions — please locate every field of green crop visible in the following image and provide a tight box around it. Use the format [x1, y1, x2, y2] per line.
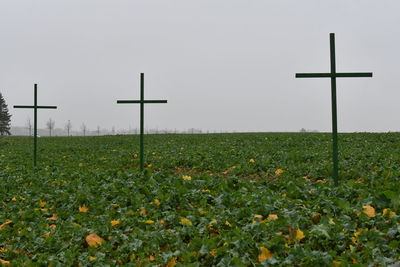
[1, 133, 400, 266]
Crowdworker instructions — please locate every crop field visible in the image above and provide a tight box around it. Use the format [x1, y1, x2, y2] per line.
[1, 133, 400, 266]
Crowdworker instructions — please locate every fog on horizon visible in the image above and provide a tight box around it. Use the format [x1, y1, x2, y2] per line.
[1, 0, 399, 134]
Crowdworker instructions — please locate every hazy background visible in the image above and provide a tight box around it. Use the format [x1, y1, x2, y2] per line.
[1, 0, 399, 134]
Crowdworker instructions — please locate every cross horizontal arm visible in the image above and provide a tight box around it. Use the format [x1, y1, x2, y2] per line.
[117, 100, 168, 104]
[296, 72, 373, 78]
[14, 105, 58, 109]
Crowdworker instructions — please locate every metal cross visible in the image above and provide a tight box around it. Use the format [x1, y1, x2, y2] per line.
[296, 33, 373, 186]
[117, 73, 167, 171]
[14, 84, 57, 167]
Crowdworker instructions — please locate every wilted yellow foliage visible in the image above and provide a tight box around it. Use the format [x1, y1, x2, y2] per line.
[275, 168, 284, 175]
[0, 258, 10, 265]
[332, 260, 341, 267]
[166, 257, 177, 267]
[295, 229, 305, 241]
[383, 208, 396, 217]
[268, 214, 278, 220]
[182, 175, 192, 181]
[39, 201, 47, 207]
[254, 214, 263, 219]
[111, 220, 120, 227]
[362, 205, 375, 217]
[86, 233, 105, 248]
[0, 220, 12, 230]
[258, 246, 273, 262]
[88, 256, 96, 261]
[42, 232, 51, 238]
[79, 205, 89, 213]
[144, 220, 155, 224]
[225, 221, 232, 227]
[180, 217, 193, 226]
[249, 159, 255, 163]
[47, 214, 58, 221]
[154, 199, 160, 206]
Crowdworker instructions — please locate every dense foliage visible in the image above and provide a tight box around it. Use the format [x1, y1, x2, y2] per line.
[1, 133, 400, 266]
[0, 93, 11, 136]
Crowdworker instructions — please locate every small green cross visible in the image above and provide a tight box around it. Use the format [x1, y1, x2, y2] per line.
[296, 33, 373, 186]
[117, 73, 167, 171]
[14, 84, 58, 167]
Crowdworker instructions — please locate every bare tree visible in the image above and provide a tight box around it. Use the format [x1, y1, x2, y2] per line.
[96, 126, 100, 136]
[81, 123, 87, 136]
[46, 118, 55, 137]
[65, 120, 72, 136]
[26, 118, 32, 136]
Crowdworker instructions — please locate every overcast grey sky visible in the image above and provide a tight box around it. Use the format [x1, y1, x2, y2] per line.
[1, 0, 399, 132]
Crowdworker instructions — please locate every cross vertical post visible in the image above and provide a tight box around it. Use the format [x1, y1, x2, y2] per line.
[330, 34, 339, 184]
[117, 73, 168, 171]
[296, 33, 372, 185]
[14, 84, 58, 167]
[140, 73, 145, 171]
[34, 84, 38, 166]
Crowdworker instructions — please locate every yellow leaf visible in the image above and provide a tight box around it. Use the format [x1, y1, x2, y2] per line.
[47, 214, 58, 221]
[144, 220, 154, 224]
[154, 199, 160, 206]
[268, 214, 278, 220]
[181, 217, 193, 226]
[362, 205, 375, 217]
[140, 209, 147, 215]
[281, 193, 287, 198]
[0, 220, 12, 230]
[166, 257, 177, 267]
[130, 253, 136, 261]
[332, 260, 341, 267]
[148, 255, 155, 261]
[11, 197, 16, 201]
[254, 214, 263, 219]
[295, 229, 305, 242]
[0, 259, 10, 265]
[79, 205, 89, 213]
[86, 233, 105, 248]
[225, 221, 232, 227]
[258, 246, 273, 262]
[42, 232, 51, 238]
[199, 209, 208, 215]
[383, 208, 396, 217]
[39, 201, 47, 207]
[352, 231, 362, 243]
[201, 189, 210, 193]
[49, 224, 57, 229]
[111, 220, 120, 227]
[249, 159, 255, 163]
[275, 168, 284, 175]
[78, 163, 84, 167]
[182, 175, 192, 181]
[88, 256, 96, 261]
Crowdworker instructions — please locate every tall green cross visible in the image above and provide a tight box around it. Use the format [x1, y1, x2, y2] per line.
[296, 33, 372, 186]
[14, 84, 57, 167]
[117, 73, 167, 171]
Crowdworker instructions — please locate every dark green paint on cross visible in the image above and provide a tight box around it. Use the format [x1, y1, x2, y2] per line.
[14, 84, 57, 167]
[117, 73, 167, 171]
[296, 33, 373, 186]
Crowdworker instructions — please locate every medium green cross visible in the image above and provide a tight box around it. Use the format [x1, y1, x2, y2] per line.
[296, 33, 373, 186]
[117, 73, 167, 171]
[14, 84, 57, 167]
